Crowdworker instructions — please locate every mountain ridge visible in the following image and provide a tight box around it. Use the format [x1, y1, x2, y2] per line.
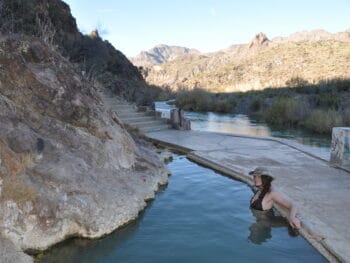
[130, 44, 200, 68]
[132, 28, 350, 66]
[132, 28, 350, 92]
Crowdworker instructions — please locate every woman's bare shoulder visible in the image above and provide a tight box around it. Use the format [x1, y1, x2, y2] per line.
[269, 191, 293, 208]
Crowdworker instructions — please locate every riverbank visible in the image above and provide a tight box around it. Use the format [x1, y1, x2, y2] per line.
[174, 81, 350, 135]
[146, 129, 350, 262]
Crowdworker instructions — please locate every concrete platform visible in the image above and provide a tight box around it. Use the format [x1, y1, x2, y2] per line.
[146, 129, 350, 263]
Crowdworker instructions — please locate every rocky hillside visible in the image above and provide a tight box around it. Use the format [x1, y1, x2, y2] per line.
[130, 44, 200, 68]
[0, 0, 169, 262]
[0, 0, 162, 105]
[141, 29, 350, 92]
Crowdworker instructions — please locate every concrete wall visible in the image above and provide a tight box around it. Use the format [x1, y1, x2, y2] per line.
[330, 127, 350, 169]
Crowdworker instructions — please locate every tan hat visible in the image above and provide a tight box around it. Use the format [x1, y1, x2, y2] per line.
[249, 167, 274, 179]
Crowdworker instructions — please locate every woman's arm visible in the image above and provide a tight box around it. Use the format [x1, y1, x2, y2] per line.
[269, 191, 301, 229]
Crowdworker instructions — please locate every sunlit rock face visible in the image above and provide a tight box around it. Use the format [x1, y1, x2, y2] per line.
[0, 35, 169, 261]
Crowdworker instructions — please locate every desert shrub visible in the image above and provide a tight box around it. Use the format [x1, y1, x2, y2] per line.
[213, 97, 236, 113]
[285, 77, 309, 87]
[265, 97, 299, 126]
[342, 107, 350, 126]
[296, 85, 318, 94]
[316, 93, 340, 109]
[304, 109, 343, 134]
[176, 88, 214, 111]
[334, 79, 350, 92]
[250, 98, 262, 112]
[318, 78, 350, 93]
[0, 0, 37, 34]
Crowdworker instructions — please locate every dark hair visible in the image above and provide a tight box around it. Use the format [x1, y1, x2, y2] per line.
[260, 175, 274, 198]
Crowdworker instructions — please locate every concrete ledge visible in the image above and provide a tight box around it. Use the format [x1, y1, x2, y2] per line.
[146, 137, 192, 155]
[187, 152, 343, 263]
[214, 131, 350, 174]
[190, 130, 330, 162]
[146, 129, 350, 262]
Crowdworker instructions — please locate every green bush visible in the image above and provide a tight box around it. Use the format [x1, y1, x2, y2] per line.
[250, 98, 262, 112]
[265, 97, 298, 126]
[176, 88, 213, 111]
[316, 93, 340, 109]
[175, 89, 237, 113]
[342, 107, 350, 126]
[304, 109, 343, 134]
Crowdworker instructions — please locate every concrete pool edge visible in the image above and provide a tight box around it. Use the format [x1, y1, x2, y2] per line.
[145, 133, 348, 263]
[200, 131, 350, 174]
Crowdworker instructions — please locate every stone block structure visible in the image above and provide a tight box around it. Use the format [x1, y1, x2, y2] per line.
[170, 109, 191, 130]
[330, 127, 350, 169]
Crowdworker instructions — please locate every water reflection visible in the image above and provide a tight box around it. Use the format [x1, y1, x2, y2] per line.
[188, 112, 270, 137]
[248, 209, 298, 245]
[184, 111, 330, 154]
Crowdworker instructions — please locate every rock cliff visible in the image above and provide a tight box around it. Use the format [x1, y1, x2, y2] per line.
[0, 1, 170, 262]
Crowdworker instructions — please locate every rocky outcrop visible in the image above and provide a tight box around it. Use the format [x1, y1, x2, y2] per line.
[130, 44, 200, 68]
[248, 32, 270, 48]
[0, 237, 32, 263]
[0, 33, 169, 262]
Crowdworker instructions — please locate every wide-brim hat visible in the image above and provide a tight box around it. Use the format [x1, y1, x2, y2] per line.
[249, 167, 274, 179]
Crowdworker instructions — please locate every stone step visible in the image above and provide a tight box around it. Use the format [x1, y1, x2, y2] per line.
[118, 112, 149, 119]
[112, 104, 136, 110]
[140, 124, 171, 133]
[111, 108, 138, 114]
[131, 120, 168, 128]
[122, 116, 157, 123]
[102, 98, 130, 106]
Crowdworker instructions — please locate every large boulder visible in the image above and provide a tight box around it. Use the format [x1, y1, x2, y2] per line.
[0, 35, 169, 261]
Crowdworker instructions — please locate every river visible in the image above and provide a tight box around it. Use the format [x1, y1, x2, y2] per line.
[155, 101, 331, 156]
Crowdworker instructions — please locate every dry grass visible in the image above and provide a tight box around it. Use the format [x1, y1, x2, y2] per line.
[304, 109, 343, 134]
[1, 175, 37, 204]
[0, 140, 37, 204]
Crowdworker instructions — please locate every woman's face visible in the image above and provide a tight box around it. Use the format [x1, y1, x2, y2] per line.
[253, 175, 263, 188]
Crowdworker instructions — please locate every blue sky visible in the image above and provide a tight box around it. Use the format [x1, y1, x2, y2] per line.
[63, 0, 350, 57]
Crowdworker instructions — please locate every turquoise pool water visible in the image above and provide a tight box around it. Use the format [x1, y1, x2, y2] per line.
[38, 156, 326, 263]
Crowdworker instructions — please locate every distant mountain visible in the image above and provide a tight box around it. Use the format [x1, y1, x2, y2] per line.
[140, 29, 350, 92]
[249, 32, 270, 48]
[272, 29, 350, 43]
[130, 44, 200, 68]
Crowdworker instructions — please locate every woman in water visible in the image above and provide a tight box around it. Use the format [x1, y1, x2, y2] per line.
[249, 167, 301, 229]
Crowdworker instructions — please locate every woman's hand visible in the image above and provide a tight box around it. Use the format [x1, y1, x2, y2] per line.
[289, 216, 301, 229]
